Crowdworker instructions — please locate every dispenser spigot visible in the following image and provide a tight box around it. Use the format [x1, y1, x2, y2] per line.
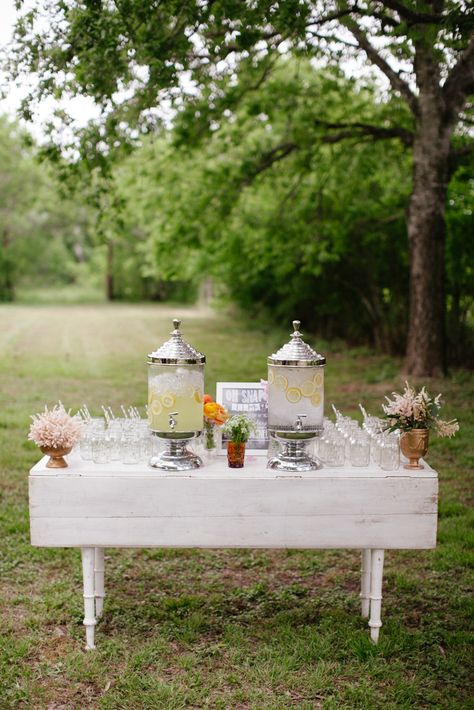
[168, 412, 179, 430]
[295, 414, 307, 431]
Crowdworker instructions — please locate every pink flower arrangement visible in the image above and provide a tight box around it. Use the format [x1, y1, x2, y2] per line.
[382, 382, 459, 437]
[28, 403, 84, 449]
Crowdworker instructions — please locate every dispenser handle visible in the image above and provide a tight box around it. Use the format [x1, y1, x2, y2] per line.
[169, 412, 179, 430]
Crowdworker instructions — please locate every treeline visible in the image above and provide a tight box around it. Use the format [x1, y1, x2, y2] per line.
[1, 63, 473, 363]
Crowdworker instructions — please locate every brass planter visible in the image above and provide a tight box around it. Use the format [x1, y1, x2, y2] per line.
[400, 429, 429, 470]
[40, 445, 72, 469]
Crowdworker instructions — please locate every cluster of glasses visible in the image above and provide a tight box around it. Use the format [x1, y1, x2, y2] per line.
[314, 405, 400, 471]
[77, 405, 159, 465]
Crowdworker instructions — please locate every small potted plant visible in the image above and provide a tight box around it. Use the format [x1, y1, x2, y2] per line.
[222, 414, 256, 468]
[382, 382, 459, 469]
[28, 403, 84, 468]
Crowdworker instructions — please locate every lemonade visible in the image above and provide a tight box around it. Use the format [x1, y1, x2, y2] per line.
[148, 365, 204, 432]
[267, 364, 324, 430]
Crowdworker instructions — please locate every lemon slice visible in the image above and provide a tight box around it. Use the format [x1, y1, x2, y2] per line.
[182, 384, 194, 398]
[286, 387, 302, 404]
[161, 392, 176, 409]
[275, 374, 288, 391]
[267, 370, 274, 385]
[301, 380, 316, 397]
[313, 372, 323, 388]
[148, 390, 156, 405]
[311, 392, 322, 406]
[150, 399, 163, 416]
[194, 389, 203, 403]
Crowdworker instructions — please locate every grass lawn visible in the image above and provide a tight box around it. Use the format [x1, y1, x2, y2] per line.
[0, 303, 472, 709]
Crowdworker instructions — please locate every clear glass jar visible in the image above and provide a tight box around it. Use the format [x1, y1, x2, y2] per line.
[350, 431, 371, 467]
[380, 433, 400, 471]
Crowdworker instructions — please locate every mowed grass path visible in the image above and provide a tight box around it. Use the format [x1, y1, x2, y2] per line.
[0, 303, 472, 709]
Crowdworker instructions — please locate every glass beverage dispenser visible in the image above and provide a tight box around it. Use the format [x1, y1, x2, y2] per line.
[267, 320, 326, 471]
[148, 319, 205, 470]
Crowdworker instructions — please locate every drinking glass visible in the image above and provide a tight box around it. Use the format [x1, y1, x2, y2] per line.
[380, 433, 400, 471]
[350, 432, 370, 467]
[121, 433, 140, 464]
[92, 432, 110, 464]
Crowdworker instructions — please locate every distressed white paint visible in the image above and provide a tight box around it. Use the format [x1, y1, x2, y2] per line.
[94, 548, 105, 618]
[369, 549, 385, 644]
[81, 547, 96, 650]
[30, 451, 438, 478]
[30, 513, 436, 549]
[29, 455, 438, 648]
[360, 549, 372, 618]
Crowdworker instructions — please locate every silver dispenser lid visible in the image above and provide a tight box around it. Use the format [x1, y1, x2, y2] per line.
[268, 320, 325, 366]
[148, 319, 206, 365]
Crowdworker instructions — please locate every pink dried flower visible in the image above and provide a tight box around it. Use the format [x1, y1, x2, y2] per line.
[382, 381, 458, 437]
[28, 403, 84, 449]
[435, 419, 460, 438]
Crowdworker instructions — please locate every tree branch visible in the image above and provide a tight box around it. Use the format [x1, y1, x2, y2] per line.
[241, 119, 413, 187]
[314, 119, 413, 145]
[342, 18, 419, 116]
[241, 142, 298, 186]
[377, 0, 443, 24]
[443, 33, 474, 126]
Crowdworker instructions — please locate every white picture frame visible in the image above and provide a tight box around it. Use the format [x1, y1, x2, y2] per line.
[216, 382, 268, 455]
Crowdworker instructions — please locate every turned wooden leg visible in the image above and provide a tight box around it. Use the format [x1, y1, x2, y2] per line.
[369, 549, 384, 644]
[81, 547, 96, 650]
[360, 549, 371, 618]
[94, 548, 105, 618]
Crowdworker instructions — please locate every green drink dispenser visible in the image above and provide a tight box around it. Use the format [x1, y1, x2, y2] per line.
[148, 319, 205, 470]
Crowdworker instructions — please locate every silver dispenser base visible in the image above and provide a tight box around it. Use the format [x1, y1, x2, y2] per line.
[267, 431, 322, 472]
[149, 432, 202, 471]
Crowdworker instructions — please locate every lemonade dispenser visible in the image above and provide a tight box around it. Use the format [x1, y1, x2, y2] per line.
[267, 320, 325, 471]
[148, 318, 205, 470]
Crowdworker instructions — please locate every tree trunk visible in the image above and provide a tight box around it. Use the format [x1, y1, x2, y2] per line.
[404, 50, 451, 377]
[106, 240, 114, 301]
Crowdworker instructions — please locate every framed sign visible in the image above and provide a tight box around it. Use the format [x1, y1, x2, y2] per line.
[216, 382, 268, 455]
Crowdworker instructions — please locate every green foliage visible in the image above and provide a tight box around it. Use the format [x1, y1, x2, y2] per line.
[107, 63, 413, 350]
[222, 414, 256, 443]
[3, 1, 473, 361]
[445, 161, 474, 366]
[0, 116, 94, 301]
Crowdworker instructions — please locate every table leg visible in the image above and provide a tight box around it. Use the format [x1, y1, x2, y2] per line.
[94, 548, 105, 618]
[368, 549, 384, 644]
[81, 547, 96, 650]
[360, 549, 371, 618]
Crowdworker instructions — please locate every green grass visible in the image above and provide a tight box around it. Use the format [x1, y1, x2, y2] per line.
[0, 303, 472, 709]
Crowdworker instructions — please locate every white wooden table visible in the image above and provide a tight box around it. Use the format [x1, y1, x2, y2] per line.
[29, 453, 438, 650]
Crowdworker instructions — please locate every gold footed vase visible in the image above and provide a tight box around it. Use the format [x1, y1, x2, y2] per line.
[40, 445, 72, 468]
[400, 429, 429, 470]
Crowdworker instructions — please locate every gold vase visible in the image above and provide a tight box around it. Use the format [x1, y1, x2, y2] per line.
[40, 445, 72, 469]
[400, 429, 429, 470]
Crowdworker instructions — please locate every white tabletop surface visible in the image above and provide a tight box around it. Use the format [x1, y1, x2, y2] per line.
[30, 449, 437, 479]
